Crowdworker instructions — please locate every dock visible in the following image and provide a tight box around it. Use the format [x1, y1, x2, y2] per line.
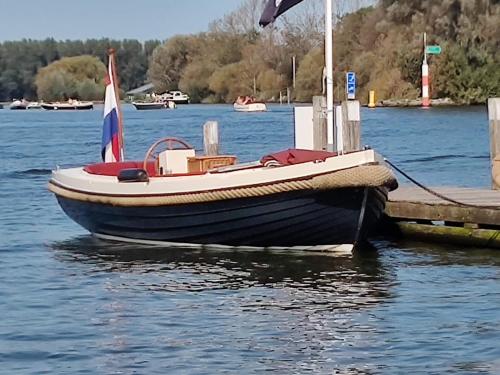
[385, 186, 500, 248]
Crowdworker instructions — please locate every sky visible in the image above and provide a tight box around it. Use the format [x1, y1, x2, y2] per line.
[0, 0, 247, 41]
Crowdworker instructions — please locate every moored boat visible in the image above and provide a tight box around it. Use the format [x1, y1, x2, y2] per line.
[163, 90, 190, 104]
[234, 96, 267, 112]
[27, 101, 42, 109]
[41, 100, 93, 110]
[132, 101, 166, 110]
[48, 139, 396, 250]
[10, 99, 28, 110]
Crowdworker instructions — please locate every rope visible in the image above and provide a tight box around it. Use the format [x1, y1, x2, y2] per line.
[384, 158, 499, 210]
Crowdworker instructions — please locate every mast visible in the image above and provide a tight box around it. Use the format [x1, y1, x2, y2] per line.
[108, 48, 125, 160]
[325, 0, 336, 152]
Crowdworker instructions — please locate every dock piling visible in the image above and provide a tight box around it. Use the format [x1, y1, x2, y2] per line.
[489, 98, 500, 189]
[203, 121, 219, 156]
[341, 100, 361, 152]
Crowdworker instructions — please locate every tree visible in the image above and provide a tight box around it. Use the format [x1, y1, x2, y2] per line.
[35, 55, 106, 101]
[148, 36, 198, 93]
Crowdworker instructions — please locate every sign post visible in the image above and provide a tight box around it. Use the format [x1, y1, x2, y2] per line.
[346, 72, 356, 100]
[422, 33, 441, 109]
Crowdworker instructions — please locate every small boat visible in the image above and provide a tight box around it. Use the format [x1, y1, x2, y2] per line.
[132, 101, 166, 110]
[41, 100, 93, 110]
[48, 137, 397, 250]
[233, 96, 267, 112]
[10, 99, 28, 110]
[27, 101, 42, 109]
[163, 90, 190, 104]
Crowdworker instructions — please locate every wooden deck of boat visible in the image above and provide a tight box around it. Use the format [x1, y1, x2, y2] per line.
[384, 186, 500, 248]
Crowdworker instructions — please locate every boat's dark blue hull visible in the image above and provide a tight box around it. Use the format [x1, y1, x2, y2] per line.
[55, 187, 387, 247]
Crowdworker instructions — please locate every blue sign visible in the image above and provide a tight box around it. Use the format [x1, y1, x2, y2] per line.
[346, 72, 356, 100]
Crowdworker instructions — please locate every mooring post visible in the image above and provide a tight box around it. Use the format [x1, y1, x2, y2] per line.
[312, 96, 327, 150]
[341, 100, 361, 152]
[203, 121, 219, 156]
[489, 98, 500, 189]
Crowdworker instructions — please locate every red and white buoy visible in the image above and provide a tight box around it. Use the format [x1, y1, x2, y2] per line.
[422, 33, 430, 108]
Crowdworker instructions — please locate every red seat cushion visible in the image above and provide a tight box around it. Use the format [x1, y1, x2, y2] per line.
[84, 161, 156, 176]
[260, 149, 338, 166]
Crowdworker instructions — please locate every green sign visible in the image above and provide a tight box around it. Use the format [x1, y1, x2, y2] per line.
[426, 45, 442, 55]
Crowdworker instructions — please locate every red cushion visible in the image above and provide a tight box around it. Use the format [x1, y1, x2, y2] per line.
[84, 161, 157, 176]
[260, 149, 338, 166]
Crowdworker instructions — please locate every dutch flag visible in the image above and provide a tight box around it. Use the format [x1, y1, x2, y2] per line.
[101, 56, 123, 162]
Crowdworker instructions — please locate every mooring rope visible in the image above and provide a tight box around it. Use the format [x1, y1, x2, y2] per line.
[385, 158, 500, 210]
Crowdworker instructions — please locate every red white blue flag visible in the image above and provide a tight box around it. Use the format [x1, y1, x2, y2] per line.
[101, 57, 123, 162]
[259, 0, 305, 26]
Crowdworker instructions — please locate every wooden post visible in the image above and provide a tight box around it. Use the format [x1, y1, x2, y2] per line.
[312, 96, 327, 150]
[341, 100, 361, 152]
[203, 121, 219, 156]
[489, 98, 500, 190]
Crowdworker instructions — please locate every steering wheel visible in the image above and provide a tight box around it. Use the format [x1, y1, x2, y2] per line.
[143, 137, 193, 175]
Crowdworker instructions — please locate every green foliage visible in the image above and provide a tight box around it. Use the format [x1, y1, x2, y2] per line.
[295, 48, 324, 102]
[35, 55, 106, 101]
[0, 38, 159, 101]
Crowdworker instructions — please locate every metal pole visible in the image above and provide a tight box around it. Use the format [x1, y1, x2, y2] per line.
[325, 0, 335, 152]
[292, 55, 296, 89]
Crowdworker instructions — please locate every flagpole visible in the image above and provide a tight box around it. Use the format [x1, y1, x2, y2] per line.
[325, 0, 335, 152]
[108, 48, 125, 160]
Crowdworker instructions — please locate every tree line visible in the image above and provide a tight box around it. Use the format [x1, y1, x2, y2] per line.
[0, 0, 498, 104]
[0, 38, 159, 101]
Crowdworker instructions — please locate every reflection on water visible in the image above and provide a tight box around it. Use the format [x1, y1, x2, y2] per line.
[50, 236, 395, 310]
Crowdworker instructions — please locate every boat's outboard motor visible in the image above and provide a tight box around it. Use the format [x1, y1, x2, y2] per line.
[118, 168, 149, 183]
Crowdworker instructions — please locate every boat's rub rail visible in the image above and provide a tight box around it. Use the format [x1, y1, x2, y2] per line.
[48, 164, 397, 207]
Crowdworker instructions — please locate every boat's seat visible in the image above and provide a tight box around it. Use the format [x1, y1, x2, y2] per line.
[260, 149, 338, 166]
[84, 161, 156, 176]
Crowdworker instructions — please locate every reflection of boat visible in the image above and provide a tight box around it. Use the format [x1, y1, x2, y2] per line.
[48, 137, 397, 251]
[132, 101, 166, 110]
[51, 237, 388, 294]
[233, 96, 267, 112]
[27, 101, 42, 109]
[163, 90, 190, 104]
[41, 100, 93, 110]
[10, 99, 28, 110]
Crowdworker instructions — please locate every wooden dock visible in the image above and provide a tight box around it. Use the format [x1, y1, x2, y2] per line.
[385, 186, 500, 248]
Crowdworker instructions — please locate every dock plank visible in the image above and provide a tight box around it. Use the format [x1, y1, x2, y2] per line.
[386, 186, 500, 227]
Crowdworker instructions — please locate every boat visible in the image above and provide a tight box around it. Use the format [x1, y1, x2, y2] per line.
[233, 96, 267, 112]
[48, 7, 398, 252]
[41, 100, 93, 110]
[48, 137, 397, 250]
[10, 99, 28, 110]
[132, 101, 166, 110]
[163, 90, 190, 104]
[27, 101, 42, 109]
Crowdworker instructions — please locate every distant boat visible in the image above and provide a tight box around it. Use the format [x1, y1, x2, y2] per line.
[163, 90, 190, 104]
[132, 101, 166, 110]
[41, 100, 93, 110]
[233, 96, 267, 112]
[132, 100, 177, 111]
[27, 101, 42, 109]
[10, 99, 28, 110]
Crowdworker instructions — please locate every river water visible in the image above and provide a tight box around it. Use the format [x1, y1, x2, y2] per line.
[0, 104, 499, 374]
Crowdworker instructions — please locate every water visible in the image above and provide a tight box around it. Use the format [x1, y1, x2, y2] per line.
[0, 104, 499, 374]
